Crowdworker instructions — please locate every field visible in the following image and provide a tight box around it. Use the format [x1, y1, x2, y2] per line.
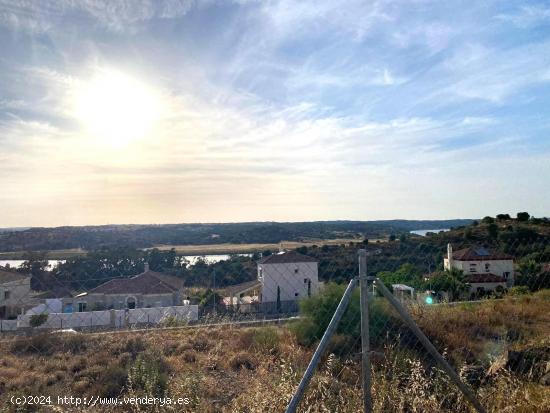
[0, 238, 367, 260]
[0, 291, 548, 412]
[147, 238, 367, 255]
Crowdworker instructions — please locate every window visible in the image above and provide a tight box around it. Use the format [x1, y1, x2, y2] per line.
[4, 290, 10, 300]
[294, 293, 299, 297]
[469, 263, 477, 273]
[294, 268, 299, 274]
[485, 263, 490, 272]
[304, 278, 308, 284]
[503, 272, 510, 280]
[77, 302, 87, 312]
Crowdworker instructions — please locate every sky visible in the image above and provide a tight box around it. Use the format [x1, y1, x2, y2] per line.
[0, 0, 549, 227]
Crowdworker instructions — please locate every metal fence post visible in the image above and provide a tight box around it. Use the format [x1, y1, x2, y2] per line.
[285, 277, 358, 413]
[374, 277, 487, 413]
[358, 249, 372, 413]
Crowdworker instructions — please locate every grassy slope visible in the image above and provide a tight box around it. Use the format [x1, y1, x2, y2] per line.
[0, 291, 548, 412]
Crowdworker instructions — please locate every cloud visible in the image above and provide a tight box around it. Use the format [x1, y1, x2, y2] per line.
[495, 5, 550, 28]
[0, 0, 194, 33]
[1, 0, 550, 224]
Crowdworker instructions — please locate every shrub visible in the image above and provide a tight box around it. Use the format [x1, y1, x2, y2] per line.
[29, 313, 48, 328]
[127, 351, 168, 398]
[93, 365, 128, 397]
[250, 327, 280, 354]
[182, 350, 196, 363]
[291, 283, 397, 347]
[191, 336, 212, 352]
[61, 334, 88, 354]
[229, 353, 256, 370]
[10, 333, 60, 355]
[160, 315, 188, 327]
[123, 337, 146, 358]
[508, 286, 530, 296]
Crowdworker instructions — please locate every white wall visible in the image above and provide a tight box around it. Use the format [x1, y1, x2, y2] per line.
[18, 310, 113, 329]
[15, 305, 198, 330]
[127, 306, 198, 324]
[0, 319, 17, 331]
[258, 262, 319, 303]
[444, 258, 514, 287]
[25, 299, 63, 316]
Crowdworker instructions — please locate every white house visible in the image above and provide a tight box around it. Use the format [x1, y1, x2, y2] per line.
[257, 251, 319, 303]
[444, 244, 514, 294]
[0, 268, 32, 318]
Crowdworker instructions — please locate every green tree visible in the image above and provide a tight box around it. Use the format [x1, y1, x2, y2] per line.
[496, 214, 511, 221]
[378, 263, 423, 289]
[423, 268, 468, 301]
[516, 258, 543, 291]
[516, 212, 530, 222]
[481, 216, 495, 224]
[487, 223, 499, 239]
[291, 283, 394, 346]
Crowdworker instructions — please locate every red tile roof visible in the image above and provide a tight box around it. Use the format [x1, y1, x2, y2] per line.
[219, 280, 262, 296]
[0, 268, 30, 284]
[452, 246, 513, 261]
[87, 270, 183, 295]
[467, 273, 506, 283]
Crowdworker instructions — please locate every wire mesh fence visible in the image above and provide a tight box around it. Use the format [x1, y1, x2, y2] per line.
[0, 222, 549, 411]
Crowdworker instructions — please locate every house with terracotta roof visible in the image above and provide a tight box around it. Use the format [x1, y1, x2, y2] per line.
[444, 244, 514, 295]
[0, 268, 32, 318]
[66, 263, 184, 312]
[257, 250, 319, 303]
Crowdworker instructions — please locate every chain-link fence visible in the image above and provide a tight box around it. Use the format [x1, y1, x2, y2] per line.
[0, 225, 549, 411]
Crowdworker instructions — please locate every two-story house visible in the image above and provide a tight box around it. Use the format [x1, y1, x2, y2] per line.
[444, 244, 514, 294]
[257, 251, 319, 303]
[0, 268, 32, 318]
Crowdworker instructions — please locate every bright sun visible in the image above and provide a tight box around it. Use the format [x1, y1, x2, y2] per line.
[75, 70, 162, 146]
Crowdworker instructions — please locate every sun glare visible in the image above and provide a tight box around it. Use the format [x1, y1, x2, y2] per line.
[75, 70, 162, 146]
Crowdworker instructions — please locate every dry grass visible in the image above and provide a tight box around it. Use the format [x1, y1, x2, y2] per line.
[147, 238, 364, 255]
[0, 293, 548, 412]
[411, 290, 550, 364]
[0, 239, 365, 259]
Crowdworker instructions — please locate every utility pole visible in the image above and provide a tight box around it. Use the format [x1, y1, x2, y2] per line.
[359, 249, 372, 413]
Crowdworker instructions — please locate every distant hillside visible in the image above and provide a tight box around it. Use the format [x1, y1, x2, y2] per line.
[0, 219, 473, 252]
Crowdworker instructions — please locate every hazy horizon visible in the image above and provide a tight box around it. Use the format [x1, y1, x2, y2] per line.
[0, 217, 477, 231]
[1, 1, 549, 227]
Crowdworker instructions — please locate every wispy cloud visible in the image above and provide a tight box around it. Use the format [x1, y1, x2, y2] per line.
[1, 0, 550, 225]
[495, 5, 550, 28]
[0, 0, 194, 33]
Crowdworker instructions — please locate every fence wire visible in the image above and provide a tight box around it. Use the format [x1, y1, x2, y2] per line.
[0, 225, 548, 412]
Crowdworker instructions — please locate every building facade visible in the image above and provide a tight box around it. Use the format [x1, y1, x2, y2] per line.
[444, 244, 514, 294]
[64, 265, 184, 312]
[0, 269, 32, 318]
[257, 251, 319, 303]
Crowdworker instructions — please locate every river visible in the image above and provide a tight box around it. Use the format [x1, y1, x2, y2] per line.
[410, 228, 450, 236]
[0, 253, 252, 271]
